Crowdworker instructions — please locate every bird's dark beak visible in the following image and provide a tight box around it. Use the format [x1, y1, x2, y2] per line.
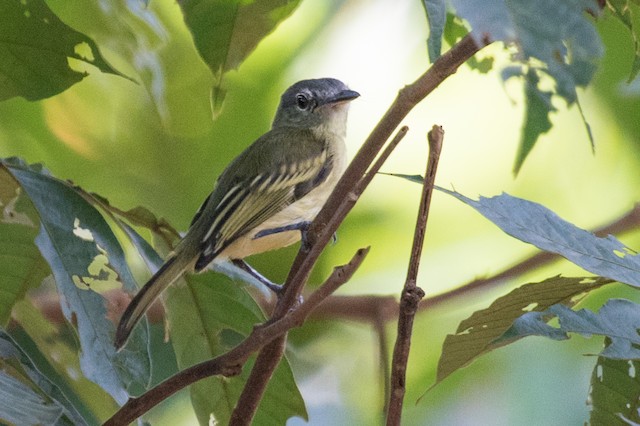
[323, 89, 360, 106]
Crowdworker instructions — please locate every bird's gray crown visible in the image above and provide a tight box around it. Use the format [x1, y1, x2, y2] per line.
[272, 78, 359, 129]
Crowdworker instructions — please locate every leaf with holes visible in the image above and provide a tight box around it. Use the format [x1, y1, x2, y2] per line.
[440, 189, 640, 287]
[589, 355, 640, 425]
[434, 276, 612, 387]
[3, 160, 151, 405]
[0, 0, 130, 101]
[499, 299, 640, 359]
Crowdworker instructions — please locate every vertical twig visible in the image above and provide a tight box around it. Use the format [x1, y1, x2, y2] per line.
[386, 126, 444, 425]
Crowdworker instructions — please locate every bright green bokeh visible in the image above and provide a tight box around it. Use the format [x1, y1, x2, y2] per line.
[1, 0, 639, 424]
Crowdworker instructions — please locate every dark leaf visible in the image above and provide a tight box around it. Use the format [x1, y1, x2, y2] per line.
[0, 0, 131, 101]
[179, 0, 301, 116]
[514, 70, 555, 174]
[589, 355, 640, 425]
[434, 276, 611, 386]
[165, 272, 307, 425]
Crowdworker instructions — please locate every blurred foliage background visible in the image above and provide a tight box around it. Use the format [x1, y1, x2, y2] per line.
[1, 0, 640, 424]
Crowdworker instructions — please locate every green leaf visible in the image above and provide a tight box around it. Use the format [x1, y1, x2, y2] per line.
[166, 273, 307, 425]
[0, 167, 49, 325]
[0, 328, 87, 426]
[4, 161, 151, 405]
[422, 0, 447, 62]
[452, 0, 603, 171]
[119, 210, 306, 424]
[502, 299, 640, 359]
[514, 70, 555, 173]
[589, 356, 640, 425]
[435, 276, 611, 386]
[11, 300, 112, 424]
[179, 0, 301, 115]
[442, 13, 494, 72]
[0, 0, 130, 101]
[606, 0, 640, 82]
[439, 189, 640, 287]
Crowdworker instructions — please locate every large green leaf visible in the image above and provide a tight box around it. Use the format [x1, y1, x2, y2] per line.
[166, 272, 307, 426]
[115, 211, 306, 424]
[0, 0, 129, 101]
[3, 160, 151, 405]
[589, 355, 640, 425]
[0, 166, 49, 325]
[11, 299, 113, 424]
[435, 276, 611, 386]
[0, 328, 86, 426]
[179, 0, 300, 115]
[440, 189, 640, 287]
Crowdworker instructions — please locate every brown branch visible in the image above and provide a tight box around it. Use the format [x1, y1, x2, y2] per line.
[231, 34, 483, 421]
[230, 126, 410, 424]
[105, 33, 485, 424]
[386, 126, 444, 425]
[103, 247, 369, 426]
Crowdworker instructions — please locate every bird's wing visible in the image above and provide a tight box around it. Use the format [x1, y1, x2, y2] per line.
[193, 131, 332, 270]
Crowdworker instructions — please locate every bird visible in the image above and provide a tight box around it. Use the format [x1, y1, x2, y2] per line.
[114, 78, 359, 349]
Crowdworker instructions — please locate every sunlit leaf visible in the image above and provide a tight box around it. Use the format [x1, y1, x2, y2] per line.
[0, 0, 130, 101]
[440, 189, 640, 287]
[0, 328, 86, 426]
[435, 276, 611, 386]
[606, 0, 640, 82]
[442, 13, 494, 72]
[0, 167, 49, 325]
[3, 161, 151, 405]
[500, 299, 640, 359]
[179, 0, 301, 115]
[589, 356, 640, 425]
[422, 0, 446, 62]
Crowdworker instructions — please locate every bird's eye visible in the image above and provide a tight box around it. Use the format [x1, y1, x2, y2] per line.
[296, 94, 310, 110]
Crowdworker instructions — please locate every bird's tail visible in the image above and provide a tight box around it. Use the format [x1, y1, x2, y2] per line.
[114, 253, 193, 350]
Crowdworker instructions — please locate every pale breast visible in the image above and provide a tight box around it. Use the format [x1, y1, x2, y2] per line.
[217, 134, 347, 260]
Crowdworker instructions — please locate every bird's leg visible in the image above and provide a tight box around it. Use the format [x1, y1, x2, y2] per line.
[255, 221, 339, 249]
[254, 221, 313, 249]
[231, 259, 282, 293]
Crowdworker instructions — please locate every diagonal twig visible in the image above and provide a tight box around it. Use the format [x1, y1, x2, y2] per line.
[103, 247, 369, 426]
